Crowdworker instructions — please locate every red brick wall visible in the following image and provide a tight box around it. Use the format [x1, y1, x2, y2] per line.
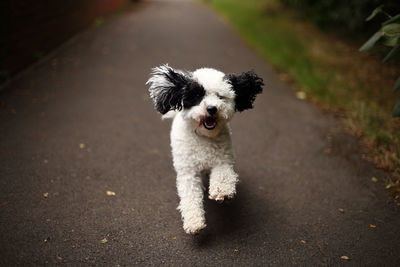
[1, 0, 133, 82]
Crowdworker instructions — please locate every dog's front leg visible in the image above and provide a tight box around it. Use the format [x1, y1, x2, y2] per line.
[209, 164, 238, 202]
[176, 173, 206, 234]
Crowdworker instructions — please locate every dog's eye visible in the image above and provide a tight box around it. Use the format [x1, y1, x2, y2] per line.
[217, 94, 225, 100]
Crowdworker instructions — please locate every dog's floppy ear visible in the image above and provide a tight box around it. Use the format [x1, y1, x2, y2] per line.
[147, 64, 190, 114]
[226, 71, 264, 112]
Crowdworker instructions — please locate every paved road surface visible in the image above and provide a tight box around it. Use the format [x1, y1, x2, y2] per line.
[1, 0, 399, 265]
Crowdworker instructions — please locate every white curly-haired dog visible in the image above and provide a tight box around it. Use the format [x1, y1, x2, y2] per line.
[147, 64, 263, 234]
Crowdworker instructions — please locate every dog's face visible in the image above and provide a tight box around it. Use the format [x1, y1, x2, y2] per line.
[147, 65, 263, 137]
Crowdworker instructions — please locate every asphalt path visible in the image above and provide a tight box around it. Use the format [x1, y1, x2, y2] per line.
[1, 0, 400, 265]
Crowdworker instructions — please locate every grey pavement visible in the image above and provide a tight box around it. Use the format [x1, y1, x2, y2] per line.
[1, 0, 399, 266]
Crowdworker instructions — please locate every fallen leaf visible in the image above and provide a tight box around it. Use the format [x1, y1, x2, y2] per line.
[56, 256, 62, 261]
[43, 192, 49, 198]
[300, 240, 307, 244]
[172, 236, 177, 240]
[44, 237, 50, 243]
[100, 238, 108, 244]
[341, 256, 350, 260]
[323, 148, 332, 154]
[370, 224, 376, 228]
[106, 190, 116, 196]
[296, 91, 306, 100]
[79, 143, 85, 149]
[338, 208, 345, 213]
[386, 184, 392, 189]
[371, 177, 378, 182]
[234, 248, 239, 252]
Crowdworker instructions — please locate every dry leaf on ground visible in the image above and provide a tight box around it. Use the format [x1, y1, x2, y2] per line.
[106, 190, 116, 196]
[296, 91, 306, 100]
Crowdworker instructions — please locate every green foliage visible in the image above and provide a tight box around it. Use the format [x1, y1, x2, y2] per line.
[382, 14, 400, 25]
[359, 31, 384, 51]
[359, 6, 400, 117]
[279, 0, 400, 37]
[394, 77, 400, 92]
[383, 45, 400, 63]
[393, 100, 400, 116]
[366, 5, 384, 21]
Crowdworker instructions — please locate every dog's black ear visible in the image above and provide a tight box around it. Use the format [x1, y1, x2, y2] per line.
[225, 71, 264, 112]
[147, 64, 190, 114]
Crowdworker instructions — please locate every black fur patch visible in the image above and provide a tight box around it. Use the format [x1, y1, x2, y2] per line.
[183, 81, 205, 109]
[150, 68, 190, 114]
[225, 71, 264, 112]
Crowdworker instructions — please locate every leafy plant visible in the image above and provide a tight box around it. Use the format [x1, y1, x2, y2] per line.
[359, 5, 400, 117]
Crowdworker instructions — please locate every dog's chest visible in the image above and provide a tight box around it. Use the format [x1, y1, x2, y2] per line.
[170, 118, 234, 172]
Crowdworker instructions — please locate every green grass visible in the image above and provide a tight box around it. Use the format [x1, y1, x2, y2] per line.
[209, 0, 329, 98]
[206, 0, 400, 192]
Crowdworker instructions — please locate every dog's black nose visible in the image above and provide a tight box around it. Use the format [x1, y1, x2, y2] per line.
[206, 106, 217, 115]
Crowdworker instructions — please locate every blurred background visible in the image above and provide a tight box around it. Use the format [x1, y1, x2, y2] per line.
[0, 0, 137, 83]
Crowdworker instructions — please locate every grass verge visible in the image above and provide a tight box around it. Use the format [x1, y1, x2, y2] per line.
[205, 0, 400, 196]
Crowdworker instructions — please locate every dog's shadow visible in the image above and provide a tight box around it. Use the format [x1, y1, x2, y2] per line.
[192, 172, 272, 247]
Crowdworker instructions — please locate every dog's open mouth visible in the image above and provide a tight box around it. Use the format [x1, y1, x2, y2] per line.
[202, 116, 217, 130]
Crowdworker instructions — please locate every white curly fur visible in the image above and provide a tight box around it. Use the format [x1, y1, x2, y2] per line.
[148, 66, 240, 234]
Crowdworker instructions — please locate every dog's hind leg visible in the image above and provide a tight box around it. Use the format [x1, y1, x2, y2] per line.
[209, 164, 238, 202]
[176, 173, 206, 234]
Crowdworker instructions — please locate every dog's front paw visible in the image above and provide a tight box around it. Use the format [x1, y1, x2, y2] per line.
[183, 218, 206, 234]
[208, 182, 236, 202]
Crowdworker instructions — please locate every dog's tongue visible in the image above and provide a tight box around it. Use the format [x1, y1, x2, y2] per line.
[205, 117, 216, 127]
